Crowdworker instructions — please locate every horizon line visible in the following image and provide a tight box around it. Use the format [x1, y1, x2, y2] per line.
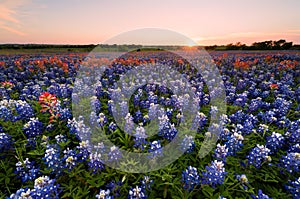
[1, 41, 299, 47]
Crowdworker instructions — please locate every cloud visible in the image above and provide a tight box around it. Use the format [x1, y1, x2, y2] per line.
[0, 0, 31, 36]
[0, 24, 26, 36]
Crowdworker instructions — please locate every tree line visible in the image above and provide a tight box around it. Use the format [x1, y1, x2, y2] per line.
[204, 39, 300, 51]
[0, 40, 299, 51]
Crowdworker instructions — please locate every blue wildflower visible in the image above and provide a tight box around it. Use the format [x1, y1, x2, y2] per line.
[96, 189, 113, 199]
[181, 166, 200, 191]
[15, 158, 40, 183]
[0, 133, 13, 153]
[108, 146, 122, 162]
[266, 132, 285, 153]
[202, 160, 227, 187]
[280, 152, 300, 173]
[251, 189, 272, 199]
[285, 177, 300, 199]
[247, 144, 271, 168]
[128, 185, 147, 199]
[23, 118, 43, 138]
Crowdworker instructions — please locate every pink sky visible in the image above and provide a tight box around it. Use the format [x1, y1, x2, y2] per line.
[0, 0, 300, 45]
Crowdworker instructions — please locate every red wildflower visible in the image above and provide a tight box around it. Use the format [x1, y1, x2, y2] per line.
[39, 92, 57, 112]
[38, 92, 60, 123]
[270, 84, 279, 90]
[1, 81, 14, 88]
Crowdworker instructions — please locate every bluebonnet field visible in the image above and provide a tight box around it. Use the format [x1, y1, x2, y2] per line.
[0, 50, 299, 199]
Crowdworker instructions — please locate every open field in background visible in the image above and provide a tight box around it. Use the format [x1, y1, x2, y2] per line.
[0, 50, 299, 198]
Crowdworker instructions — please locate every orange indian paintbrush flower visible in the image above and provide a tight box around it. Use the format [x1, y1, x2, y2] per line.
[270, 84, 279, 90]
[38, 92, 60, 123]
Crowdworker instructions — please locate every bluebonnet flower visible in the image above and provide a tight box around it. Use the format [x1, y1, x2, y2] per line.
[0, 105, 13, 121]
[108, 122, 117, 132]
[261, 91, 270, 99]
[280, 152, 300, 173]
[251, 189, 272, 199]
[119, 100, 128, 118]
[53, 134, 66, 143]
[15, 100, 35, 120]
[133, 124, 148, 150]
[158, 114, 169, 130]
[181, 166, 200, 191]
[202, 94, 210, 105]
[166, 108, 173, 118]
[76, 140, 90, 161]
[0, 133, 13, 153]
[105, 180, 123, 198]
[98, 113, 108, 127]
[247, 144, 271, 168]
[9, 187, 32, 199]
[202, 160, 227, 187]
[256, 124, 269, 134]
[124, 113, 134, 134]
[161, 123, 177, 141]
[67, 117, 91, 139]
[45, 123, 55, 132]
[288, 144, 300, 153]
[128, 185, 147, 199]
[210, 106, 219, 118]
[180, 135, 195, 153]
[108, 146, 122, 162]
[176, 112, 184, 124]
[43, 144, 64, 176]
[148, 92, 158, 104]
[143, 114, 150, 124]
[276, 116, 290, 128]
[63, 148, 78, 171]
[23, 118, 43, 138]
[134, 109, 144, 123]
[285, 177, 300, 199]
[236, 174, 249, 189]
[192, 112, 207, 130]
[88, 151, 105, 174]
[266, 132, 285, 153]
[141, 176, 153, 190]
[96, 189, 113, 199]
[15, 158, 40, 183]
[158, 115, 177, 141]
[248, 97, 263, 112]
[219, 128, 231, 141]
[148, 103, 159, 120]
[148, 141, 163, 158]
[58, 107, 72, 121]
[90, 111, 98, 126]
[234, 93, 248, 107]
[133, 94, 140, 106]
[262, 110, 277, 123]
[241, 114, 258, 135]
[94, 142, 106, 154]
[272, 97, 291, 117]
[214, 144, 228, 161]
[219, 196, 227, 199]
[90, 96, 101, 113]
[26, 137, 38, 149]
[229, 110, 246, 124]
[30, 176, 61, 199]
[285, 121, 300, 145]
[225, 131, 244, 156]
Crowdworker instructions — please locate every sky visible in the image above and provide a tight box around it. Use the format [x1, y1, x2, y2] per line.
[0, 0, 300, 45]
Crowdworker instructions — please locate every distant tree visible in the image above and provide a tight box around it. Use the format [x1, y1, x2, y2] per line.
[272, 39, 286, 49]
[282, 41, 293, 50]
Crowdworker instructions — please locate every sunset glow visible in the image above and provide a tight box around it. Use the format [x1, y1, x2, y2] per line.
[0, 0, 299, 45]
